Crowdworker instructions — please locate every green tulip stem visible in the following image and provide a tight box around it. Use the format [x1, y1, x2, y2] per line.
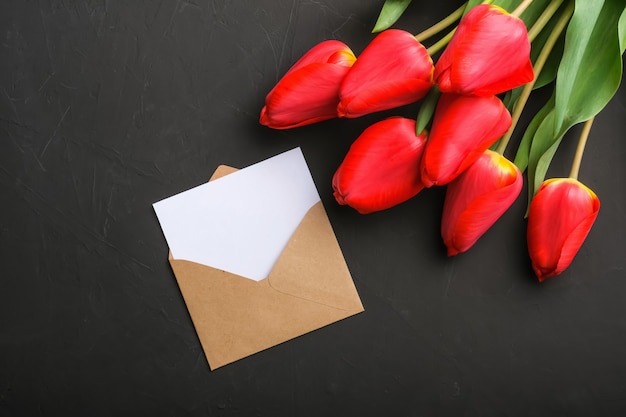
[569, 117, 595, 180]
[415, 3, 468, 43]
[419, 0, 496, 54]
[527, 0, 566, 42]
[426, 29, 455, 56]
[495, 1, 574, 156]
[511, 0, 534, 17]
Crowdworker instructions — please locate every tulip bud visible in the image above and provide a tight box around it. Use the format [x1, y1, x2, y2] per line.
[527, 178, 600, 282]
[441, 150, 522, 256]
[434, 4, 533, 96]
[260, 40, 356, 129]
[332, 117, 427, 214]
[337, 29, 434, 118]
[420, 93, 512, 187]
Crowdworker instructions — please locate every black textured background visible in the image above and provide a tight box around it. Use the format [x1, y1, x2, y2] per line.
[2, 1, 625, 416]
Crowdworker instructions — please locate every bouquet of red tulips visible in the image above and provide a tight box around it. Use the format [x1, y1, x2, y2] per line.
[260, 0, 624, 282]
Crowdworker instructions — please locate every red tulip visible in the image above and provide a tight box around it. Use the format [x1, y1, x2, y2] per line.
[260, 40, 356, 129]
[332, 117, 427, 214]
[434, 4, 533, 96]
[337, 29, 434, 118]
[441, 150, 522, 256]
[420, 93, 511, 187]
[527, 178, 600, 282]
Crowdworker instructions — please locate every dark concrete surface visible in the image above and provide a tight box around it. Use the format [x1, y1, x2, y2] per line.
[1, 1, 625, 416]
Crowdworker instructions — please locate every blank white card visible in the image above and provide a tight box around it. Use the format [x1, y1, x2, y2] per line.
[153, 148, 321, 281]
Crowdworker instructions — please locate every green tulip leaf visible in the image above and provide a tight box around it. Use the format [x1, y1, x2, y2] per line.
[494, 0, 553, 27]
[528, 1, 569, 90]
[502, 88, 521, 112]
[619, 6, 626, 51]
[533, 32, 565, 89]
[553, 0, 625, 138]
[415, 86, 440, 135]
[493, 0, 566, 89]
[372, 0, 412, 33]
[532, 128, 564, 197]
[524, 104, 566, 214]
[514, 93, 555, 173]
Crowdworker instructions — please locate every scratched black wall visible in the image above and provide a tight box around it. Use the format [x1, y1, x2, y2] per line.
[2, 1, 626, 416]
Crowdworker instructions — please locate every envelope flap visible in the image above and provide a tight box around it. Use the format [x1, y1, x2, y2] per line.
[268, 201, 363, 312]
[210, 165, 238, 180]
[163, 161, 363, 370]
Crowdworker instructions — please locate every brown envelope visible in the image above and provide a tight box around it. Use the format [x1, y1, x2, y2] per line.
[168, 165, 364, 370]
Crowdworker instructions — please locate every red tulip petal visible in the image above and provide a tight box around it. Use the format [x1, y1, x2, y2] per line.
[337, 78, 433, 118]
[332, 117, 427, 214]
[527, 179, 600, 281]
[260, 40, 355, 129]
[552, 203, 600, 278]
[420, 94, 511, 186]
[434, 5, 533, 96]
[286, 40, 355, 75]
[442, 151, 522, 255]
[261, 63, 352, 129]
[338, 29, 433, 117]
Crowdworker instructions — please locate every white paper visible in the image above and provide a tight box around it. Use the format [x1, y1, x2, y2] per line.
[153, 148, 321, 281]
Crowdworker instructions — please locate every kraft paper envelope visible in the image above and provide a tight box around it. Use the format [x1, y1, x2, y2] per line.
[157, 158, 364, 370]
